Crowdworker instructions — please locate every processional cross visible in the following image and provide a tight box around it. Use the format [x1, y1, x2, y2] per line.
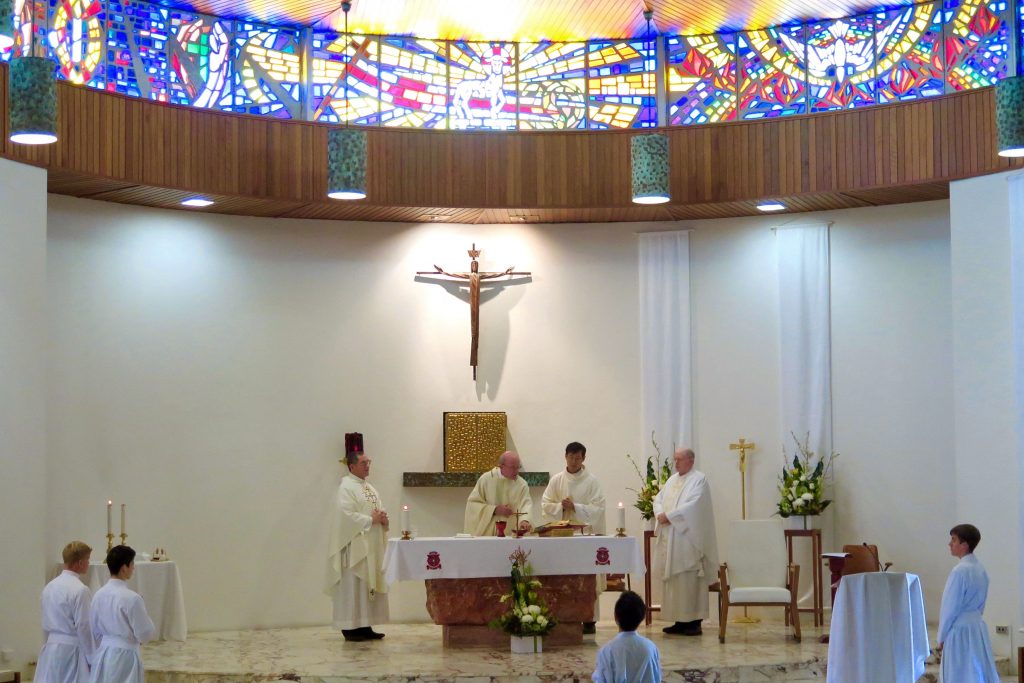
[728, 438, 756, 520]
[417, 244, 530, 379]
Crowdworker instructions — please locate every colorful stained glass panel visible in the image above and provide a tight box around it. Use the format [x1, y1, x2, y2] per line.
[587, 39, 656, 128]
[943, 0, 1010, 91]
[376, 37, 448, 128]
[231, 22, 302, 118]
[737, 24, 807, 119]
[166, 11, 233, 108]
[449, 41, 517, 130]
[106, 0, 173, 99]
[517, 41, 587, 129]
[666, 33, 737, 124]
[807, 14, 877, 111]
[874, 3, 944, 102]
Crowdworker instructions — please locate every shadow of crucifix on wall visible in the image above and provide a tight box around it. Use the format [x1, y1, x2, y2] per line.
[415, 244, 531, 381]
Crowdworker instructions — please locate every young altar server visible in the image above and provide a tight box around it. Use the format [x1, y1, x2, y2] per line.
[36, 541, 96, 683]
[937, 524, 1000, 683]
[592, 591, 661, 683]
[88, 545, 156, 683]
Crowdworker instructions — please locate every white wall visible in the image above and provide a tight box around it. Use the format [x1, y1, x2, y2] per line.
[38, 192, 967, 641]
[0, 158, 48, 672]
[950, 171, 1021, 659]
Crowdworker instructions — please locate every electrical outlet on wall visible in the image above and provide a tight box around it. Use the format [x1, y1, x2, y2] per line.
[995, 625, 1009, 635]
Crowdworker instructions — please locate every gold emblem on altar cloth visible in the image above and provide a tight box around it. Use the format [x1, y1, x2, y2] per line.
[443, 412, 507, 472]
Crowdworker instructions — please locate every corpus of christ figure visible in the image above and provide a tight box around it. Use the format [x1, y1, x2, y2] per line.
[417, 244, 530, 379]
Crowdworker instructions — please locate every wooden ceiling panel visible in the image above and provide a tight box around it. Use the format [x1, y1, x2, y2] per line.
[171, 0, 915, 40]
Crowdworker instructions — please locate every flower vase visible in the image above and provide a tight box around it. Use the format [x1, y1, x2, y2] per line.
[510, 635, 542, 654]
[644, 517, 656, 533]
[787, 515, 821, 530]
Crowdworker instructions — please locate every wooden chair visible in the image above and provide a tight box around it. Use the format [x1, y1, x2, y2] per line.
[718, 518, 801, 643]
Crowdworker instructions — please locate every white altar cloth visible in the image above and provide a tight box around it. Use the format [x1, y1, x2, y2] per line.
[826, 572, 928, 683]
[49, 561, 187, 641]
[383, 536, 644, 583]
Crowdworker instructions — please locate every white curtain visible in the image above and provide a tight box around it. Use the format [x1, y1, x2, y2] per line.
[638, 231, 692, 459]
[776, 225, 833, 460]
[1008, 172, 1024, 631]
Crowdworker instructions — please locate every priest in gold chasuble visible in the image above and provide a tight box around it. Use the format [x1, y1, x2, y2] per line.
[324, 433, 389, 641]
[464, 451, 534, 536]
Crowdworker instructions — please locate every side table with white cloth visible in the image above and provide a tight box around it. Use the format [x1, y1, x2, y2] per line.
[48, 561, 187, 641]
[826, 572, 928, 683]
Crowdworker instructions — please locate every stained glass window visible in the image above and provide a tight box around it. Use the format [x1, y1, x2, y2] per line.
[231, 22, 302, 118]
[49, 0, 104, 87]
[943, 0, 1010, 90]
[376, 37, 448, 128]
[106, 0, 173, 99]
[737, 25, 807, 119]
[806, 14, 877, 111]
[166, 12, 233, 109]
[517, 41, 587, 129]
[449, 41, 517, 130]
[587, 39, 656, 128]
[874, 3, 945, 102]
[666, 33, 737, 124]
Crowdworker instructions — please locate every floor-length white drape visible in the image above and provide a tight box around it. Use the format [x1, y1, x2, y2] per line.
[639, 231, 692, 462]
[776, 224, 834, 608]
[1008, 172, 1024, 631]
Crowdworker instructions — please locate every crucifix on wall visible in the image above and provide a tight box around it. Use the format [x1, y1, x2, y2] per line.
[417, 244, 531, 379]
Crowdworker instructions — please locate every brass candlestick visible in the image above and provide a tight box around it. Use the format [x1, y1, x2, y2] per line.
[119, 533, 127, 546]
[106, 533, 114, 552]
[401, 530, 412, 540]
[615, 528, 626, 537]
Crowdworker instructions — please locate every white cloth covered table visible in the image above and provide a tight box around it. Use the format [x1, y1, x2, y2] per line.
[49, 561, 187, 641]
[826, 572, 928, 683]
[383, 536, 644, 583]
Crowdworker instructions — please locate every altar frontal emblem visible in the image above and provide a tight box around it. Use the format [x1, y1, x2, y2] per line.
[595, 547, 611, 566]
[426, 551, 442, 570]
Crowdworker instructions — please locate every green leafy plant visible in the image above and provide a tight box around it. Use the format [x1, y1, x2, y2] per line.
[626, 432, 673, 521]
[491, 547, 557, 637]
[776, 432, 838, 518]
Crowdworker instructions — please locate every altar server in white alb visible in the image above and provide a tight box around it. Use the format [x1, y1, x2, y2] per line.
[88, 545, 155, 683]
[542, 441, 606, 633]
[36, 540, 96, 683]
[653, 447, 719, 636]
[325, 432, 390, 642]
[464, 451, 534, 536]
[937, 523, 1000, 683]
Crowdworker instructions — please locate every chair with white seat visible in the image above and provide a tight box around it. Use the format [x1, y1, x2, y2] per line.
[718, 518, 801, 643]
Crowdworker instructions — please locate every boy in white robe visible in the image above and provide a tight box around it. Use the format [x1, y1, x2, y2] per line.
[36, 541, 95, 683]
[937, 524, 1000, 683]
[88, 545, 155, 683]
[653, 448, 719, 636]
[542, 441, 606, 632]
[324, 432, 390, 642]
[464, 451, 533, 536]
[592, 591, 660, 683]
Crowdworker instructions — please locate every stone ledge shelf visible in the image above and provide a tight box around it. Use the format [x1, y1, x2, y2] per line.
[403, 472, 550, 487]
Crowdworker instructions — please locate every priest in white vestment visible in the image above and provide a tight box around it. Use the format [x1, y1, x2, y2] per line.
[653, 448, 719, 636]
[464, 451, 534, 536]
[937, 524, 1000, 683]
[88, 546, 156, 683]
[325, 433, 390, 642]
[37, 541, 96, 683]
[541, 441, 606, 632]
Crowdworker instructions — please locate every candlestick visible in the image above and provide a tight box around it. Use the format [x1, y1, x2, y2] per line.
[616, 501, 626, 536]
[107, 501, 112, 537]
[106, 533, 114, 552]
[401, 505, 410, 537]
[121, 503, 126, 537]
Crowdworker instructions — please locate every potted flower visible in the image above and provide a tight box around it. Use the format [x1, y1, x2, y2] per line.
[626, 432, 672, 524]
[776, 432, 838, 528]
[492, 547, 556, 653]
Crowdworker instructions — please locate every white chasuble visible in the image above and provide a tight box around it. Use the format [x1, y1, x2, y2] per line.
[36, 570, 95, 683]
[464, 468, 533, 536]
[325, 474, 389, 629]
[541, 467, 606, 534]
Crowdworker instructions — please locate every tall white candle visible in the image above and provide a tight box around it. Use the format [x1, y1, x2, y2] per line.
[401, 505, 410, 532]
[121, 504, 126, 536]
[107, 501, 112, 536]
[617, 501, 626, 529]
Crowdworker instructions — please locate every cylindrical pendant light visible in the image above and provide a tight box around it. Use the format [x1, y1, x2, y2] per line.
[9, 55, 58, 145]
[0, 0, 15, 50]
[327, 127, 367, 199]
[631, 133, 670, 204]
[996, 76, 1024, 158]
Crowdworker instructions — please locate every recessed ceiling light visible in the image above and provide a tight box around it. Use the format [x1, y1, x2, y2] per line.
[422, 214, 451, 222]
[510, 215, 540, 223]
[181, 198, 214, 207]
[757, 202, 786, 212]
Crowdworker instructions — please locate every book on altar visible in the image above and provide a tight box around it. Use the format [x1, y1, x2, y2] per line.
[533, 520, 586, 537]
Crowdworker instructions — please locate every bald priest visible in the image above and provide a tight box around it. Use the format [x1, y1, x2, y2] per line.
[464, 451, 534, 536]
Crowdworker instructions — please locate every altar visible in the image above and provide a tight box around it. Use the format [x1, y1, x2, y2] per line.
[383, 536, 643, 647]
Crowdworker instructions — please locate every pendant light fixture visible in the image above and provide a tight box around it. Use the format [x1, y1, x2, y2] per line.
[8, 0, 58, 145]
[995, 29, 1024, 157]
[631, 9, 670, 204]
[326, 0, 367, 200]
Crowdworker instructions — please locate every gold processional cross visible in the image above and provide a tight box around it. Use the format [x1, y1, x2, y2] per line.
[728, 438, 756, 520]
[417, 244, 531, 380]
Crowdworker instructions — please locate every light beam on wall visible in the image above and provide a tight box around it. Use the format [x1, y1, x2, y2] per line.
[9, 56, 58, 145]
[996, 76, 1024, 158]
[631, 133, 670, 205]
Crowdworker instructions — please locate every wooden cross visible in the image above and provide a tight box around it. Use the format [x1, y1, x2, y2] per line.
[729, 438, 756, 520]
